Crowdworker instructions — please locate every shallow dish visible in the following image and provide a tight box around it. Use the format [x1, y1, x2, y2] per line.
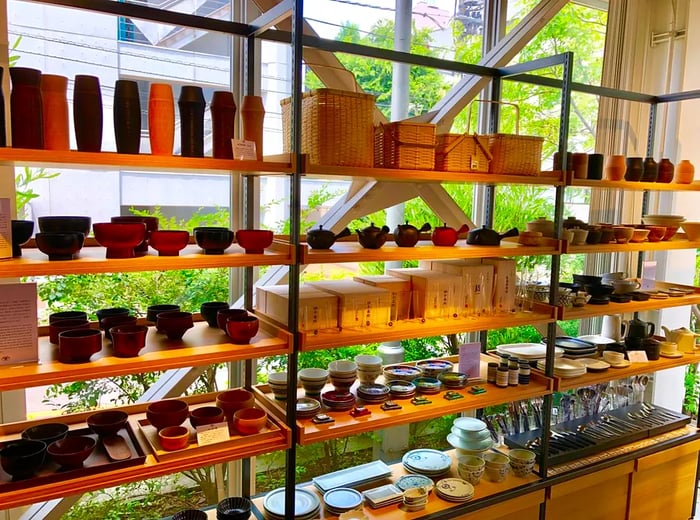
[383, 365, 422, 381]
[395, 474, 434, 493]
[447, 432, 493, 452]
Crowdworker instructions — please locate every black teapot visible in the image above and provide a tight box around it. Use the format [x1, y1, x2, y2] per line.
[393, 221, 431, 248]
[306, 225, 351, 250]
[356, 222, 390, 249]
[466, 226, 519, 246]
[626, 316, 655, 340]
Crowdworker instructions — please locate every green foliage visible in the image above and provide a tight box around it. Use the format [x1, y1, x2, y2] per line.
[15, 167, 61, 219]
[9, 35, 21, 67]
[684, 364, 699, 417]
[129, 205, 229, 231]
[276, 184, 344, 234]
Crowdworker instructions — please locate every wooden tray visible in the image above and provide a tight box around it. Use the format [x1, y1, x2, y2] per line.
[0, 423, 145, 492]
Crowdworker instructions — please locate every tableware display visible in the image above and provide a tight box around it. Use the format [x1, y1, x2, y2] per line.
[146, 304, 180, 323]
[10, 67, 44, 149]
[508, 448, 537, 477]
[383, 364, 422, 382]
[216, 388, 255, 421]
[156, 310, 194, 341]
[210, 91, 236, 159]
[362, 483, 403, 508]
[87, 410, 129, 436]
[321, 390, 355, 411]
[338, 509, 369, 520]
[457, 455, 485, 485]
[193, 226, 234, 255]
[438, 371, 469, 389]
[267, 372, 288, 401]
[224, 315, 259, 344]
[402, 448, 452, 476]
[236, 229, 274, 254]
[148, 230, 189, 256]
[298, 367, 329, 397]
[200, 301, 230, 327]
[216, 308, 248, 331]
[49, 317, 91, 344]
[402, 486, 429, 512]
[323, 488, 363, 516]
[148, 83, 174, 155]
[435, 477, 475, 502]
[483, 452, 509, 482]
[0, 440, 47, 480]
[496, 342, 564, 360]
[189, 406, 225, 428]
[387, 380, 416, 399]
[355, 383, 390, 403]
[93, 222, 147, 259]
[413, 376, 442, 394]
[110, 324, 148, 357]
[35, 232, 85, 260]
[536, 358, 586, 378]
[58, 328, 103, 363]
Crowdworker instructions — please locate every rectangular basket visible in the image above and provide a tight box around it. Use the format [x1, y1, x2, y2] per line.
[374, 122, 436, 170]
[434, 133, 491, 172]
[280, 88, 376, 167]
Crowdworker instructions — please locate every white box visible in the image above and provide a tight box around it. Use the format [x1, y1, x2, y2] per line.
[386, 268, 461, 319]
[353, 274, 412, 322]
[0, 282, 38, 365]
[483, 258, 517, 314]
[0, 198, 11, 259]
[309, 280, 392, 329]
[420, 260, 494, 316]
[255, 284, 339, 332]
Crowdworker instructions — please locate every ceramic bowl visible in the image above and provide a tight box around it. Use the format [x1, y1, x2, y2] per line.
[146, 399, 189, 430]
[681, 222, 700, 241]
[95, 307, 130, 323]
[37, 215, 91, 235]
[193, 226, 234, 255]
[146, 304, 180, 324]
[267, 372, 288, 401]
[93, 222, 147, 258]
[49, 310, 88, 323]
[216, 388, 255, 420]
[236, 229, 274, 254]
[21, 422, 69, 445]
[11, 219, 34, 256]
[189, 406, 225, 428]
[0, 440, 47, 480]
[172, 510, 207, 520]
[224, 315, 260, 344]
[49, 318, 90, 344]
[584, 283, 614, 298]
[644, 225, 667, 242]
[630, 228, 650, 243]
[158, 425, 190, 451]
[58, 328, 103, 363]
[415, 359, 453, 378]
[328, 359, 358, 376]
[148, 230, 190, 256]
[216, 496, 252, 520]
[573, 274, 602, 286]
[200, 301, 230, 327]
[233, 407, 267, 435]
[353, 354, 383, 368]
[87, 410, 129, 436]
[35, 232, 85, 260]
[47, 435, 96, 468]
[156, 311, 194, 341]
[110, 215, 159, 254]
[216, 308, 249, 331]
[110, 324, 148, 357]
[383, 365, 422, 382]
[517, 230, 542, 246]
[613, 226, 634, 243]
[100, 315, 137, 340]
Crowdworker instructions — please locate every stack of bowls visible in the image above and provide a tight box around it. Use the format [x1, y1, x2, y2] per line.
[483, 452, 510, 482]
[387, 380, 417, 399]
[508, 448, 537, 477]
[446, 417, 493, 456]
[402, 487, 429, 512]
[267, 372, 288, 401]
[457, 455, 486, 485]
[354, 354, 383, 384]
[298, 368, 329, 397]
[642, 214, 685, 240]
[328, 360, 357, 391]
[355, 383, 390, 404]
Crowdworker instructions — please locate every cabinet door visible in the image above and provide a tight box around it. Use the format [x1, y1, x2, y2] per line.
[454, 490, 544, 520]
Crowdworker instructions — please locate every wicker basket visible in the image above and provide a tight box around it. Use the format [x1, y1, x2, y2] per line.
[435, 133, 492, 172]
[374, 122, 436, 170]
[280, 88, 376, 167]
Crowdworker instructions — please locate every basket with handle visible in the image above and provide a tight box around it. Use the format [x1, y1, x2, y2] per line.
[374, 121, 436, 170]
[468, 100, 543, 176]
[434, 131, 492, 172]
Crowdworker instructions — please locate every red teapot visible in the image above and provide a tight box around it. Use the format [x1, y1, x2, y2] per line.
[431, 223, 470, 247]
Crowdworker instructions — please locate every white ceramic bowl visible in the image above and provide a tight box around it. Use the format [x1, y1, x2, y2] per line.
[354, 354, 382, 368]
[328, 360, 358, 375]
[298, 367, 329, 383]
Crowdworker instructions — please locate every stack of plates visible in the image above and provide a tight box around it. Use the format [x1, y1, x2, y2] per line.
[413, 377, 442, 395]
[263, 488, 320, 520]
[321, 390, 356, 411]
[496, 343, 564, 361]
[296, 397, 321, 419]
[402, 448, 452, 477]
[446, 417, 493, 452]
[438, 372, 469, 389]
[312, 460, 393, 493]
[323, 488, 363, 516]
[356, 383, 390, 404]
[435, 478, 474, 503]
[387, 380, 416, 399]
[536, 358, 587, 378]
[554, 337, 597, 358]
[362, 484, 403, 509]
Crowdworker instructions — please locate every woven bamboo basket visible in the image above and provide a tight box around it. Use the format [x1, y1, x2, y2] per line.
[374, 121, 436, 170]
[280, 88, 376, 167]
[435, 133, 492, 172]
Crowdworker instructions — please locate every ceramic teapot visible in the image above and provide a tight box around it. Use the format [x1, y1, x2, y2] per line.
[626, 316, 655, 340]
[306, 225, 351, 250]
[431, 223, 470, 247]
[356, 222, 390, 249]
[466, 226, 519, 246]
[661, 326, 700, 352]
[394, 221, 431, 248]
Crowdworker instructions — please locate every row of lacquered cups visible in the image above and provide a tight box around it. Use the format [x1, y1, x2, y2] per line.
[7, 67, 265, 160]
[554, 152, 695, 183]
[11, 215, 274, 260]
[48, 302, 260, 363]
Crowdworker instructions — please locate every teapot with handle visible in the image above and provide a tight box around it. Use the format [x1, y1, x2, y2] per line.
[661, 326, 700, 352]
[627, 316, 655, 340]
[356, 222, 390, 250]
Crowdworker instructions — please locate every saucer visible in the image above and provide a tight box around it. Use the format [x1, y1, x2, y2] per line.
[660, 352, 683, 358]
[609, 359, 632, 368]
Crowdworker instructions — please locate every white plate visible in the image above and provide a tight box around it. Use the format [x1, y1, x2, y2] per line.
[496, 343, 564, 359]
[312, 460, 392, 493]
[264, 487, 320, 518]
[577, 334, 617, 345]
[323, 488, 363, 512]
[402, 449, 453, 474]
[452, 417, 487, 433]
[576, 358, 611, 371]
[447, 432, 493, 451]
[450, 426, 490, 441]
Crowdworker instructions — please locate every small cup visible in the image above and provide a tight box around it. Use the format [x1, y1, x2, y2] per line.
[267, 372, 288, 401]
[110, 324, 148, 357]
[158, 425, 190, 451]
[100, 314, 137, 340]
[659, 341, 679, 356]
[58, 329, 103, 363]
[146, 304, 181, 324]
[216, 308, 248, 331]
[156, 311, 194, 341]
[200, 301, 230, 328]
[233, 407, 267, 435]
[571, 152, 589, 179]
[224, 315, 260, 344]
[571, 228, 588, 245]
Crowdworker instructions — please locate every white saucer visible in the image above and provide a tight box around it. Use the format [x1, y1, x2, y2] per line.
[660, 352, 683, 358]
[609, 359, 632, 368]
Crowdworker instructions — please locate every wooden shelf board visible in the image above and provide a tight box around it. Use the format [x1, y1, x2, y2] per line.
[304, 162, 566, 186]
[255, 356, 552, 445]
[0, 241, 293, 277]
[0, 394, 291, 510]
[0, 321, 291, 392]
[562, 234, 700, 254]
[251, 447, 543, 519]
[299, 305, 556, 351]
[569, 177, 700, 191]
[0, 148, 293, 174]
[558, 280, 700, 320]
[300, 237, 561, 264]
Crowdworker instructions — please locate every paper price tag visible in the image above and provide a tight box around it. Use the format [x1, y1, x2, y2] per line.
[231, 139, 258, 161]
[459, 342, 481, 379]
[627, 350, 649, 363]
[641, 261, 657, 290]
[195, 422, 230, 446]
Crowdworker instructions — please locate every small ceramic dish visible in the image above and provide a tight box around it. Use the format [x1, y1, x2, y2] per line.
[158, 425, 190, 451]
[413, 377, 442, 394]
[438, 371, 469, 389]
[383, 365, 422, 382]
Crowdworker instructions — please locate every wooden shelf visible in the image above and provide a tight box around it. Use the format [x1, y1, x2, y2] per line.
[558, 280, 700, 320]
[0, 148, 293, 174]
[568, 176, 700, 191]
[562, 233, 700, 254]
[300, 237, 561, 264]
[0, 394, 291, 510]
[0, 320, 291, 392]
[255, 354, 552, 445]
[251, 446, 543, 519]
[297, 303, 556, 351]
[0, 241, 293, 277]
[303, 161, 566, 186]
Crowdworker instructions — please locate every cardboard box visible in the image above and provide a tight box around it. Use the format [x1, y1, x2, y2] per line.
[0, 283, 38, 365]
[386, 268, 461, 319]
[419, 260, 494, 316]
[255, 284, 338, 332]
[308, 280, 392, 329]
[0, 198, 11, 259]
[353, 274, 412, 322]
[483, 258, 517, 314]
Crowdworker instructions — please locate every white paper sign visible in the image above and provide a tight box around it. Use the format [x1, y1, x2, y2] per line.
[459, 342, 482, 379]
[627, 350, 649, 363]
[0, 283, 38, 365]
[195, 422, 230, 446]
[231, 139, 258, 161]
[641, 261, 657, 290]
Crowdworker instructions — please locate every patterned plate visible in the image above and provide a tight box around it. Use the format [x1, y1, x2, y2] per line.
[402, 449, 452, 475]
[394, 474, 434, 493]
[435, 478, 474, 502]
